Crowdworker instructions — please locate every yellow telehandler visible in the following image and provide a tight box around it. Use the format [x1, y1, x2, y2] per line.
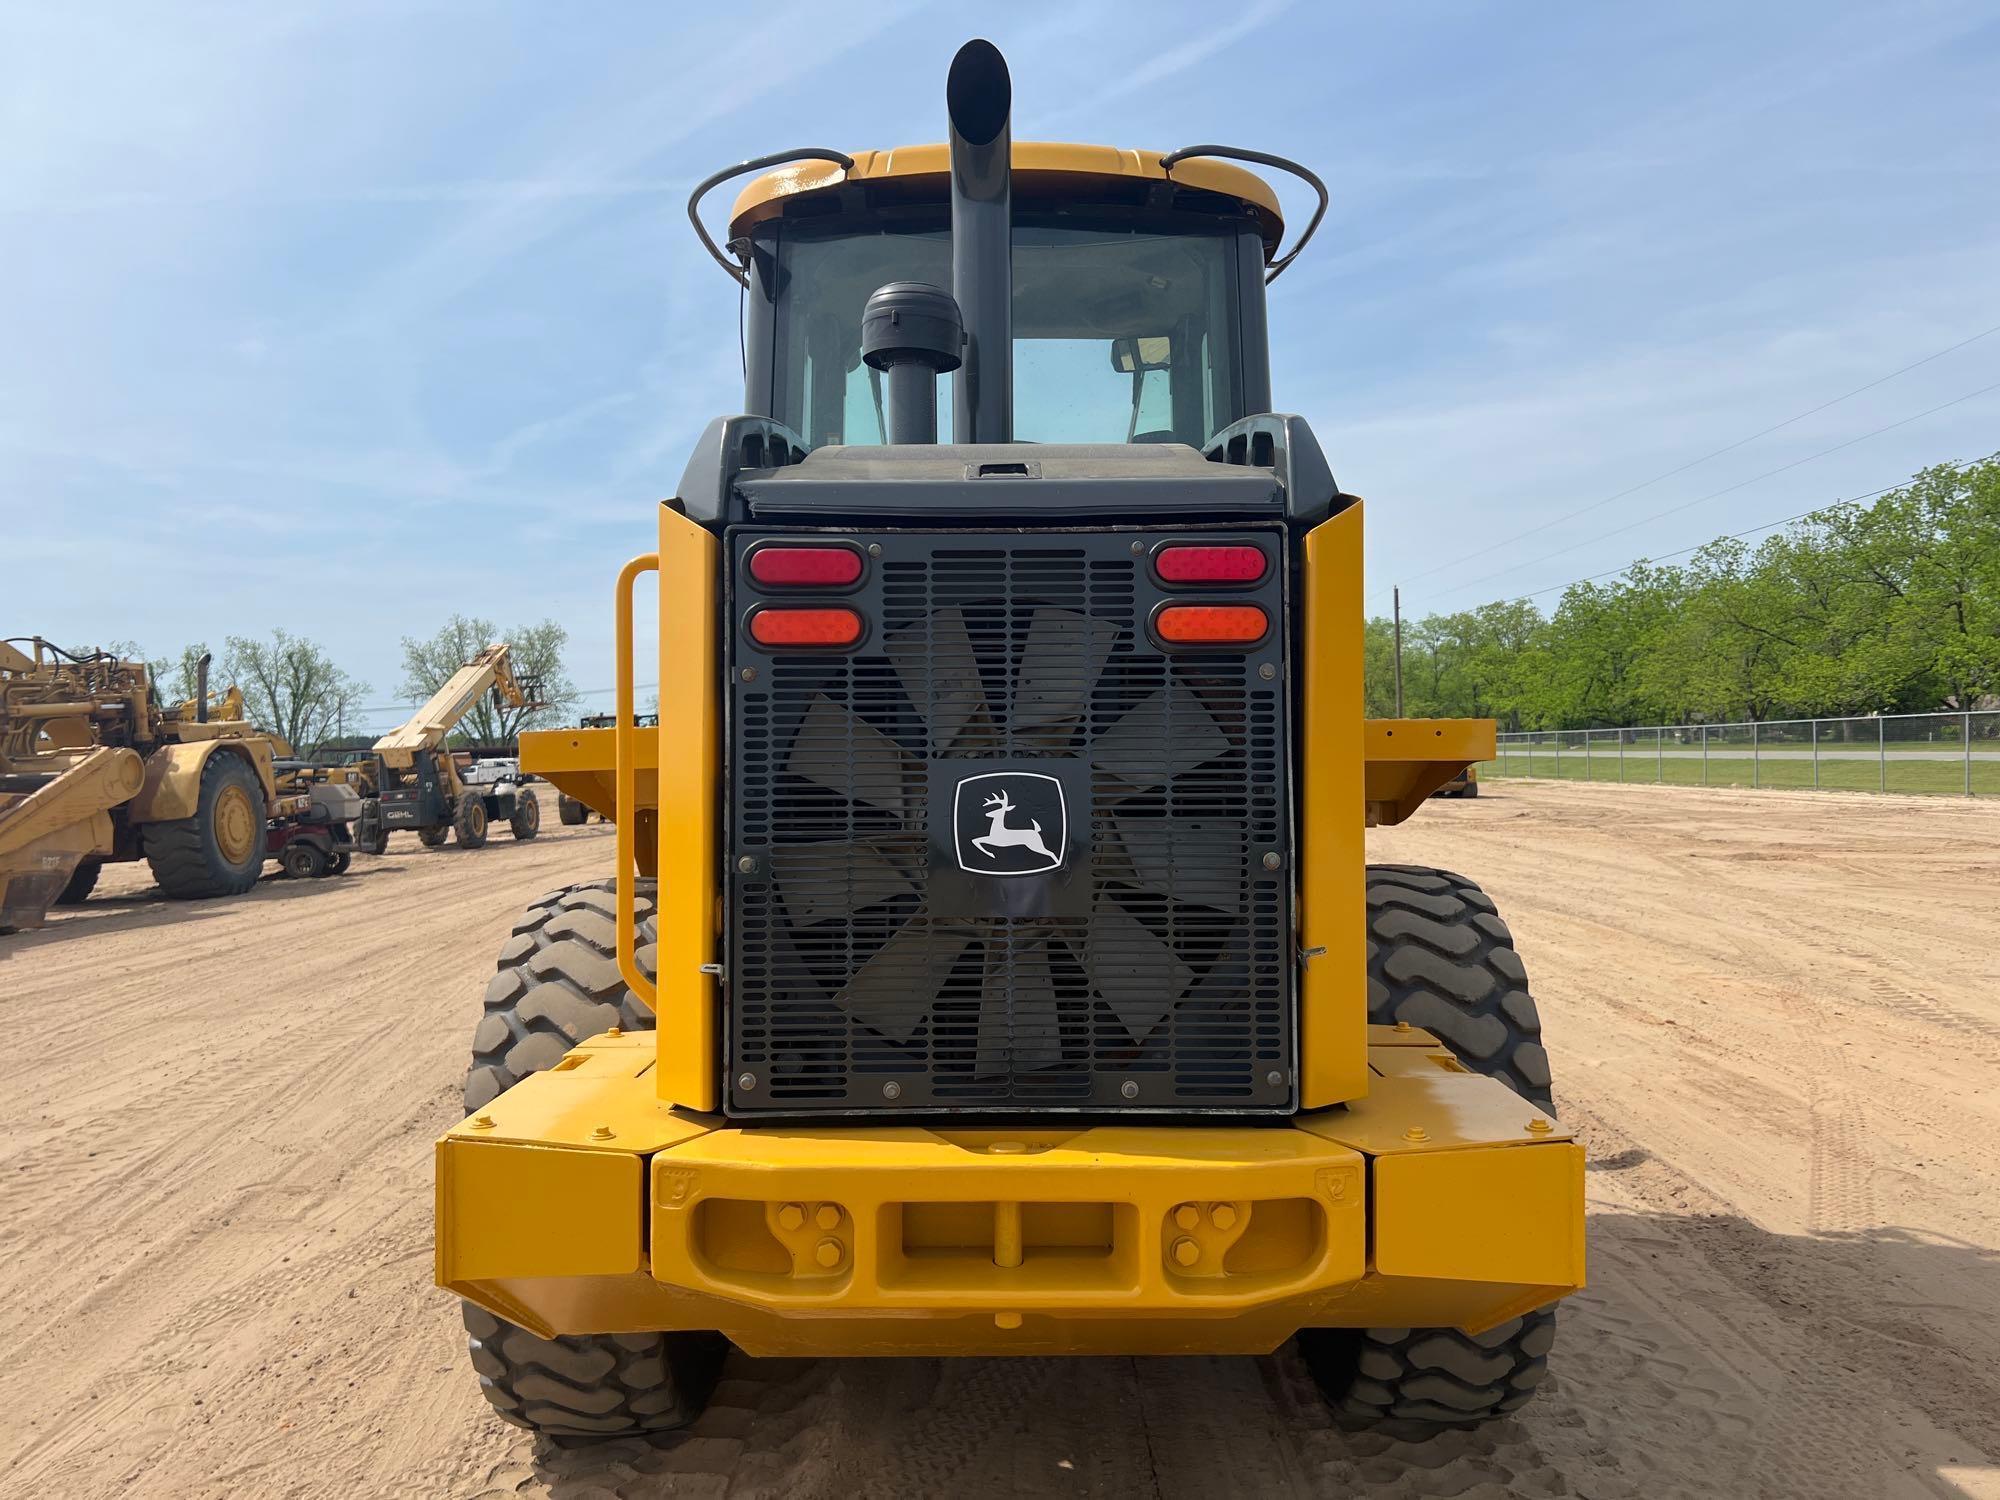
[435, 40, 1579, 1437]
[347, 643, 546, 853]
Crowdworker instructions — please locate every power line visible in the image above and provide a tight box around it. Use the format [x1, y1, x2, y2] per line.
[1378, 464, 1947, 623]
[1414, 376, 2000, 609]
[1503, 480, 1903, 604]
[1376, 319, 2000, 600]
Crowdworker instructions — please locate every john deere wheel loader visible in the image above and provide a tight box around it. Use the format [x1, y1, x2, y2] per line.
[437, 40, 1581, 1438]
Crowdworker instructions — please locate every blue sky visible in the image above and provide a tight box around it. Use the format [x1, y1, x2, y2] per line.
[4, 1, 1997, 731]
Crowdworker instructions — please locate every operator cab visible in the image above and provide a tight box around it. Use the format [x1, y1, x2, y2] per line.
[678, 42, 1333, 527]
[730, 146, 1285, 448]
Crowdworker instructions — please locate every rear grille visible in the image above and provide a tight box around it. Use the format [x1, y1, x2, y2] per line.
[728, 528, 1292, 1116]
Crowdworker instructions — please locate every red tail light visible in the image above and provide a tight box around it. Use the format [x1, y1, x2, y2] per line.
[749, 546, 864, 587]
[1154, 544, 1268, 584]
[1155, 604, 1269, 647]
[749, 607, 863, 648]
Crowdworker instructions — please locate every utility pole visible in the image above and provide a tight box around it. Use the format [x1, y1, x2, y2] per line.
[1392, 586, 1406, 717]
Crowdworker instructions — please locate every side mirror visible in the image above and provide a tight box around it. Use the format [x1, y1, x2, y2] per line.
[1110, 335, 1172, 373]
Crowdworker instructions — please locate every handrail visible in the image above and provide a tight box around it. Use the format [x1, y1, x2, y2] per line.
[1159, 144, 1328, 283]
[686, 147, 856, 285]
[614, 552, 660, 1009]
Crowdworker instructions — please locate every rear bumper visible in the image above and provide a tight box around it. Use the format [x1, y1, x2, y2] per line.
[436, 1027, 1584, 1358]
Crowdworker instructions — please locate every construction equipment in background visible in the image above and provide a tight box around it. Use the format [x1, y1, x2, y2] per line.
[1431, 764, 1480, 798]
[436, 41, 1577, 1441]
[350, 644, 545, 854]
[268, 759, 365, 877]
[579, 712, 659, 729]
[0, 639, 356, 930]
[556, 713, 655, 824]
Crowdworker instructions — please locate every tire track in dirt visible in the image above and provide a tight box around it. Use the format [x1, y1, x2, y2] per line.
[6, 787, 2000, 1498]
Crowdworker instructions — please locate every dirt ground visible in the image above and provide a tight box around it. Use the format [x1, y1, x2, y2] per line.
[3, 781, 1998, 1499]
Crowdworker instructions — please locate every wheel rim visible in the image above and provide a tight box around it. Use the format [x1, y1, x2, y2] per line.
[470, 804, 486, 835]
[215, 784, 259, 864]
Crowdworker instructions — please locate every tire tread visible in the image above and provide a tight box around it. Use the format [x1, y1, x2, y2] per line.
[1365, 863, 1551, 1109]
[459, 881, 717, 1439]
[1301, 863, 1559, 1428]
[508, 788, 540, 841]
[464, 879, 658, 1111]
[142, 752, 265, 899]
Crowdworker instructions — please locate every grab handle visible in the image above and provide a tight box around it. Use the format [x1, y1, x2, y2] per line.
[614, 551, 660, 1009]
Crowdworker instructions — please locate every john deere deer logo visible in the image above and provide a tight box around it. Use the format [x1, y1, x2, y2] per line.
[972, 789, 1056, 862]
[953, 772, 1066, 875]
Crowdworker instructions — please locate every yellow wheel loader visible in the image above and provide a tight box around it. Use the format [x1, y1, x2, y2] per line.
[436, 41, 1577, 1437]
[0, 640, 353, 928]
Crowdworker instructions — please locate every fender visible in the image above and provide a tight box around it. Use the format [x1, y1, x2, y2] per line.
[129, 738, 278, 824]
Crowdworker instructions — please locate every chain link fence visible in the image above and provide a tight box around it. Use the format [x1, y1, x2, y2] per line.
[1492, 710, 2000, 797]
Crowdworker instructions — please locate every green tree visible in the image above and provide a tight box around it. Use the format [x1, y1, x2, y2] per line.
[1363, 454, 2000, 728]
[397, 614, 579, 745]
[1842, 458, 2000, 711]
[147, 642, 215, 707]
[222, 630, 369, 755]
[1364, 600, 1549, 724]
[1362, 617, 1401, 717]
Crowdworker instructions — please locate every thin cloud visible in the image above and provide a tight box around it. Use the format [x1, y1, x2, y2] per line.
[4, 1, 1996, 703]
[1082, 0, 1295, 110]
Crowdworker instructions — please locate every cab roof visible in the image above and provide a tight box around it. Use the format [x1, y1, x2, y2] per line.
[729, 141, 1286, 259]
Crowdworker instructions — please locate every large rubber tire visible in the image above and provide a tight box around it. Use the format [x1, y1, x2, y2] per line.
[462, 1305, 720, 1438]
[1363, 864, 1550, 1109]
[418, 824, 450, 848]
[466, 879, 658, 1109]
[1463, 778, 1480, 798]
[1302, 1314, 1556, 1427]
[508, 788, 540, 842]
[454, 793, 489, 849]
[557, 793, 588, 827]
[54, 859, 102, 906]
[461, 880, 721, 1438]
[1300, 864, 1557, 1427]
[143, 752, 266, 899]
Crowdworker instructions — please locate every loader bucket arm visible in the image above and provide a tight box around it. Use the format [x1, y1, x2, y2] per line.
[517, 726, 655, 825]
[1363, 718, 1495, 826]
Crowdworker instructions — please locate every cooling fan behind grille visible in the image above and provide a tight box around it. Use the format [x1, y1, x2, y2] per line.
[771, 600, 1249, 1076]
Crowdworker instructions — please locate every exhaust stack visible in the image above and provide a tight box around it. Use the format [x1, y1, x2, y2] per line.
[196, 651, 211, 723]
[946, 39, 1012, 444]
